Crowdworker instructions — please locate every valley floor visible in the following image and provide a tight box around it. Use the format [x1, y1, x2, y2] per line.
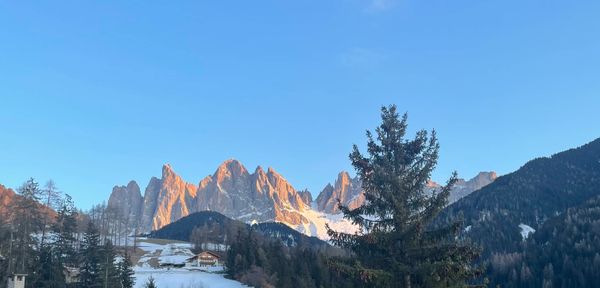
[133, 238, 247, 288]
[133, 268, 246, 288]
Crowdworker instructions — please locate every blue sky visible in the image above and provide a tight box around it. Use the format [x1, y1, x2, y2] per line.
[1, 1, 599, 209]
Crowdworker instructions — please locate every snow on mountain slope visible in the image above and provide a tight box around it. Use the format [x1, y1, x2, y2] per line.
[290, 208, 358, 240]
[518, 223, 535, 240]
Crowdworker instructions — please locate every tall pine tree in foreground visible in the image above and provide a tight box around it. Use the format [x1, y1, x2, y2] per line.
[99, 240, 120, 288]
[118, 254, 135, 288]
[54, 194, 79, 268]
[79, 222, 102, 288]
[33, 244, 66, 288]
[327, 105, 480, 288]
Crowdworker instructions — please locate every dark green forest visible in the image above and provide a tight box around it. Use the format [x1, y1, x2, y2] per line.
[437, 138, 600, 287]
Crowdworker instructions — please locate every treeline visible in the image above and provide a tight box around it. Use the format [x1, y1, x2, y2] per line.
[88, 201, 139, 248]
[226, 226, 359, 288]
[0, 178, 135, 288]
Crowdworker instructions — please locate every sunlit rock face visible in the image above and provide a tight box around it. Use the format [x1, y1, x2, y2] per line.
[196, 160, 308, 226]
[114, 160, 311, 232]
[106, 160, 497, 235]
[149, 164, 198, 230]
[107, 180, 143, 224]
[0, 184, 16, 217]
[315, 171, 363, 214]
[134, 165, 198, 231]
[297, 189, 313, 206]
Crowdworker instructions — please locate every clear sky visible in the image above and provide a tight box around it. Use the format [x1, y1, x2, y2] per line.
[1, 1, 599, 209]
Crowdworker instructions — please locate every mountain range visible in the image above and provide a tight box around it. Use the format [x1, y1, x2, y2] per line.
[107, 159, 495, 239]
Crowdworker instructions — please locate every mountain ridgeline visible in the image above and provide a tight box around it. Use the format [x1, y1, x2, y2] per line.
[107, 159, 495, 238]
[109, 160, 310, 233]
[315, 170, 496, 214]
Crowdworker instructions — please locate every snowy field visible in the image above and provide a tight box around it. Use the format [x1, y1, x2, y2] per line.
[134, 238, 247, 288]
[134, 268, 246, 288]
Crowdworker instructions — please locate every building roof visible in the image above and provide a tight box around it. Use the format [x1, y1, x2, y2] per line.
[187, 251, 221, 261]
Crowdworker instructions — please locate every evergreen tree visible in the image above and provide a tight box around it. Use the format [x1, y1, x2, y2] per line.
[79, 222, 102, 288]
[118, 254, 135, 288]
[327, 105, 480, 287]
[33, 244, 66, 288]
[99, 240, 120, 288]
[54, 194, 79, 268]
[144, 276, 158, 288]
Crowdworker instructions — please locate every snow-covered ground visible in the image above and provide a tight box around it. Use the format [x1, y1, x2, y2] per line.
[292, 208, 358, 240]
[464, 225, 472, 233]
[134, 268, 246, 288]
[134, 238, 247, 288]
[518, 223, 536, 240]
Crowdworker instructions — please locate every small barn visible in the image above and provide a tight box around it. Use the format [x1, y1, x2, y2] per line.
[186, 251, 221, 267]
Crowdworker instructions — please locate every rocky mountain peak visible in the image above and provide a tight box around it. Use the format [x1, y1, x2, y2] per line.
[297, 189, 313, 206]
[335, 171, 352, 189]
[162, 164, 175, 178]
[107, 180, 143, 224]
[316, 172, 363, 214]
[255, 165, 265, 173]
[126, 180, 140, 193]
[316, 170, 498, 214]
[106, 163, 490, 236]
[214, 159, 249, 183]
[472, 171, 497, 186]
[266, 166, 279, 177]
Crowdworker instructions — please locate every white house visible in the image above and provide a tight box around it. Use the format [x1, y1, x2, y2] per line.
[186, 251, 222, 267]
[7, 274, 27, 288]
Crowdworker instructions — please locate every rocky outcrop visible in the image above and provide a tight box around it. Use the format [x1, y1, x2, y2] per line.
[315, 172, 363, 214]
[195, 161, 307, 226]
[106, 160, 496, 235]
[148, 165, 197, 230]
[0, 184, 16, 218]
[316, 171, 497, 214]
[0, 183, 56, 222]
[107, 181, 143, 225]
[297, 189, 313, 206]
[140, 177, 161, 231]
[448, 171, 497, 203]
[116, 160, 311, 232]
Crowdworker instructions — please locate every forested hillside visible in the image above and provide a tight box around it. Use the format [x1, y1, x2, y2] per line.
[488, 195, 600, 287]
[149, 211, 330, 250]
[149, 211, 355, 287]
[438, 138, 600, 256]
